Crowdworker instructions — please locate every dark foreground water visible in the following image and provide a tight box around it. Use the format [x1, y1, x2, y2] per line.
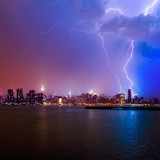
[0, 106, 160, 160]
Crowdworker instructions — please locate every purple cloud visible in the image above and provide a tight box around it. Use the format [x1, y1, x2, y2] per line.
[100, 14, 160, 45]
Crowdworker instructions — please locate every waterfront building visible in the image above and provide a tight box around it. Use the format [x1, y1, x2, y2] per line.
[58, 97, 63, 105]
[128, 89, 132, 103]
[0, 95, 3, 104]
[7, 89, 15, 103]
[134, 94, 139, 104]
[116, 93, 126, 104]
[68, 92, 71, 99]
[92, 95, 98, 104]
[17, 88, 24, 104]
[27, 90, 36, 105]
[37, 93, 44, 104]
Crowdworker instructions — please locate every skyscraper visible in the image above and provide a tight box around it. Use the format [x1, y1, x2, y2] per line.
[37, 93, 44, 104]
[7, 89, 14, 103]
[115, 93, 126, 104]
[27, 90, 36, 105]
[17, 88, 24, 104]
[128, 89, 132, 103]
[134, 94, 139, 104]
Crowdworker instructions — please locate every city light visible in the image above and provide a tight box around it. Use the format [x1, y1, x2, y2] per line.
[0, 87, 159, 106]
[69, 92, 71, 96]
[89, 89, 93, 95]
[41, 85, 45, 92]
[58, 98, 62, 105]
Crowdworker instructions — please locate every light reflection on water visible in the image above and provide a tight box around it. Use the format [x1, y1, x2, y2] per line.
[0, 106, 160, 160]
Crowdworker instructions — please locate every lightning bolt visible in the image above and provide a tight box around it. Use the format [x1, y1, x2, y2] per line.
[123, 40, 134, 91]
[36, 4, 143, 95]
[117, 77, 122, 93]
[105, 8, 124, 15]
[104, 7, 144, 95]
[98, 32, 112, 72]
[104, 8, 124, 93]
[37, 5, 147, 95]
[98, 30, 122, 93]
[144, 0, 158, 16]
[121, 0, 159, 95]
[67, 20, 122, 93]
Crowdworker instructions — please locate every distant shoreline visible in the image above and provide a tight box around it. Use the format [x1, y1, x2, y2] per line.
[85, 106, 160, 110]
[0, 105, 160, 110]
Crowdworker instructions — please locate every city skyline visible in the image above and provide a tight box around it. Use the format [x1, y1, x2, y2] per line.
[1, 87, 159, 106]
[0, 85, 159, 100]
[0, 0, 160, 98]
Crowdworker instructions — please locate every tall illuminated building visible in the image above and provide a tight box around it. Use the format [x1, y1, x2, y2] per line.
[27, 90, 36, 105]
[115, 93, 125, 104]
[17, 88, 24, 104]
[89, 89, 93, 95]
[134, 94, 139, 104]
[128, 89, 132, 103]
[38, 93, 44, 104]
[7, 89, 15, 103]
[68, 92, 71, 99]
[41, 85, 45, 92]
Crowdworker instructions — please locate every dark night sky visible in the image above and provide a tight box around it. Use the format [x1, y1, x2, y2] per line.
[0, 0, 160, 98]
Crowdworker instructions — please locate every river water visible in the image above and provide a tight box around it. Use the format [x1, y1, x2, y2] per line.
[0, 106, 160, 160]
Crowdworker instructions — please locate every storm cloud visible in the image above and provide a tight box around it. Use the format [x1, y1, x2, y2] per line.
[0, 0, 160, 98]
